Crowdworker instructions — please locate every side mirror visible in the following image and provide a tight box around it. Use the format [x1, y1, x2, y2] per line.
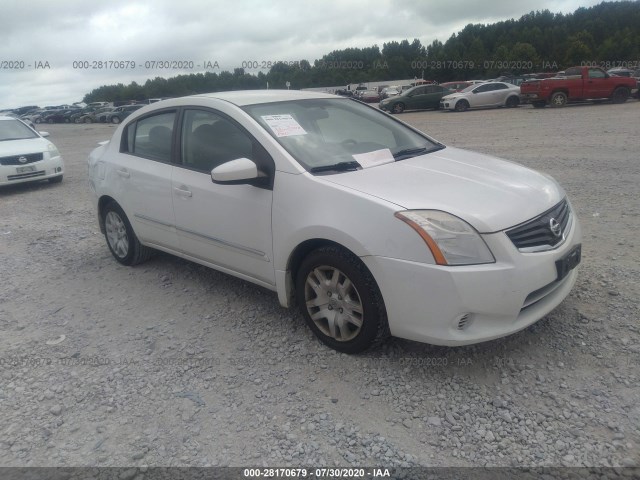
[39, 131, 50, 137]
[211, 158, 264, 186]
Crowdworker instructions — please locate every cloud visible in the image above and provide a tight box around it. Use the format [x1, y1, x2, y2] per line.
[0, 0, 607, 107]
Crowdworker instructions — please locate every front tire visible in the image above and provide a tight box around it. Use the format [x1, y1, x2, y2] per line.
[102, 201, 153, 266]
[48, 175, 63, 184]
[392, 102, 405, 114]
[295, 246, 389, 354]
[550, 91, 568, 107]
[506, 96, 520, 108]
[454, 100, 469, 112]
[111, 116, 121, 124]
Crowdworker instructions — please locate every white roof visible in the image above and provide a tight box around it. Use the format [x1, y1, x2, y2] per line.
[192, 89, 338, 106]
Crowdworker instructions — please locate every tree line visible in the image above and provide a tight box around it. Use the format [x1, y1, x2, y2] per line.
[83, 1, 640, 103]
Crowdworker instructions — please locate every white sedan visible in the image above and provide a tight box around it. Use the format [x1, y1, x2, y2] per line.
[440, 82, 521, 111]
[88, 90, 581, 353]
[0, 116, 64, 186]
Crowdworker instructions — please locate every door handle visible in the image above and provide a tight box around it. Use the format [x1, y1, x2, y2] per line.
[173, 186, 192, 198]
[116, 169, 130, 178]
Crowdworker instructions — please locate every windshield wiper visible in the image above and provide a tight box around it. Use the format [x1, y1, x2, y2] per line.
[0, 137, 30, 142]
[309, 161, 361, 173]
[392, 145, 444, 160]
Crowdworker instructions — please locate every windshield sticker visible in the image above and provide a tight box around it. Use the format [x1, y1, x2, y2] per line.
[261, 114, 307, 137]
[352, 148, 394, 168]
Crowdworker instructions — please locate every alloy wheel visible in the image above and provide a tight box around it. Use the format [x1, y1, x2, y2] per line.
[304, 265, 364, 342]
[105, 211, 129, 259]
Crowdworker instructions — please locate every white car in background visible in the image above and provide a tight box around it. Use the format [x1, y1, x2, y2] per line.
[0, 116, 64, 186]
[88, 90, 581, 353]
[440, 82, 521, 111]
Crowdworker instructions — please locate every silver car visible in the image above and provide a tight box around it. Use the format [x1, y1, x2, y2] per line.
[440, 82, 521, 112]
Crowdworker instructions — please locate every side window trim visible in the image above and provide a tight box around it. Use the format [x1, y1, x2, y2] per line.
[175, 106, 274, 170]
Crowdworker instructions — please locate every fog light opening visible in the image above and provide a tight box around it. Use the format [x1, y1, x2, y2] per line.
[456, 313, 472, 331]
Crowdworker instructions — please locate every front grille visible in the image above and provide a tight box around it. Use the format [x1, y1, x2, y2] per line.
[0, 152, 44, 165]
[506, 199, 571, 252]
[7, 171, 46, 180]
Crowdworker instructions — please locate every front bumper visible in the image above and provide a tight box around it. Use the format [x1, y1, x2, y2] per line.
[0, 155, 64, 186]
[362, 214, 582, 346]
[439, 100, 456, 111]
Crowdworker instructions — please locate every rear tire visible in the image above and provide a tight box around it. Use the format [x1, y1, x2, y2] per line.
[611, 87, 629, 104]
[295, 246, 389, 354]
[102, 201, 153, 266]
[506, 96, 520, 108]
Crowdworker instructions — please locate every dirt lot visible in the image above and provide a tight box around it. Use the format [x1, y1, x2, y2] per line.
[1, 102, 639, 470]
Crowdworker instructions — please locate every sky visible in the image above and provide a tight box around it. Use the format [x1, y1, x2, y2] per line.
[0, 0, 609, 109]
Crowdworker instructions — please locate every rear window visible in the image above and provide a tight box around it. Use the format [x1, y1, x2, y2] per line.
[121, 111, 176, 162]
[564, 67, 582, 76]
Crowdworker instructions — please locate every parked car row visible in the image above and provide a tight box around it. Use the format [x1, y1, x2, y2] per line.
[0, 99, 170, 126]
[377, 81, 522, 113]
[376, 66, 639, 113]
[347, 81, 437, 103]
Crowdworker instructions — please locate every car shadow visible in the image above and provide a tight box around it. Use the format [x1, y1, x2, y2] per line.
[0, 179, 61, 196]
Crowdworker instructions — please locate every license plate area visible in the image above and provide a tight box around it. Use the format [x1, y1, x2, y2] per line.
[16, 165, 36, 173]
[556, 244, 581, 281]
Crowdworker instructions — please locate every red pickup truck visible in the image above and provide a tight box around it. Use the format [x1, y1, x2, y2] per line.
[520, 66, 638, 108]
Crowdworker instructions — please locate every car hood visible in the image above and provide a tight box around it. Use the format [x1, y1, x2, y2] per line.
[320, 146, 565, 233]
[0, 137, 51, 156]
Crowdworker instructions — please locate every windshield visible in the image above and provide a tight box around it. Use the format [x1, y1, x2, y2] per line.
[243, 98, 442, 172]
[0, 119, 38, 141]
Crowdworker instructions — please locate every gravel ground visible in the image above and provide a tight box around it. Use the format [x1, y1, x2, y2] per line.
[0, 101, 638, 470]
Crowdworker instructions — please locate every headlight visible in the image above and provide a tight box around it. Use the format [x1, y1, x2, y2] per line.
[47, 143, 60, 157]
[395, 210, 495, 265]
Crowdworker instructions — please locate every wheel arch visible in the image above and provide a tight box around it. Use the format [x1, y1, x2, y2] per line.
[505, 94, 520, 105]
[278, 237, 376, 309]
[454, 98, 470, 111]
[97, 195, 119, 234]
